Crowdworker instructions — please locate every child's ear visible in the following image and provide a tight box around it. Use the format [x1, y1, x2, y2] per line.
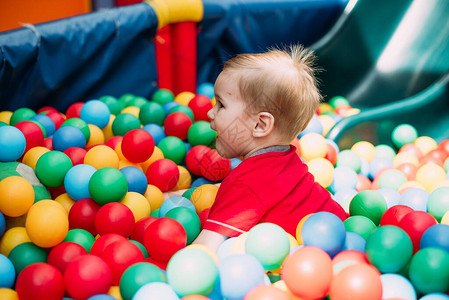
[253, 112, 275, 137]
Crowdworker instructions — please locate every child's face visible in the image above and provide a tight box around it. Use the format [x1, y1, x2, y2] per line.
[207, 71, 255, 159]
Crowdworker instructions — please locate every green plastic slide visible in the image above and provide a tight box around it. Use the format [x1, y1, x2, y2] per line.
[311, 0, 449, 149]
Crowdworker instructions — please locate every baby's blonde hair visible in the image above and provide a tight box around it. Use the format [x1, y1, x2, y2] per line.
[222, 45, 321, 142]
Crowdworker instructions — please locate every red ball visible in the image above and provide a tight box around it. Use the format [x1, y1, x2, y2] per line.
[325, 142, 338, 165]
[199, 149, 231, 181]
[69, 198, 101, 236]
[47, 242, 88, 274]
[164, 112, 193, 140]
[105, 136, 123, 150]
[188, 94, 213, 122]
[15, 120, 45, 152]
[146, 158, 180, 192]
[185, 145, 211, 175]
[37, 106, 59, 114]
[66, 102, 84, 119]
[43, 137, 54, 150]
[90, 233, 127, 256]
[99, 239, 145, 285]
[64, 147, 87, 166]
[43, 110, 66, 130]
[64, 254, 113, 300]
[95, 202, 135, 237]
[143, 217, 187, 262]
[16, 263, 65, 300]
[131, 216, 158, 244]
[380, 205, 414, 227]
[48, 185, 66, 199]
[397, 211, 437, 253]
[121, 129, 155, 163]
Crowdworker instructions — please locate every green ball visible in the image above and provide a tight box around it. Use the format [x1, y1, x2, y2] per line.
[168, 105, 194, 121]
[427, 187, 449, 222]
[392, 124, 418, 149]
[187, 121, 217, 146]
[61, 118, 90, 142]
[150, 209, 160, 218]
[166, 248, 218, 296]
[119, 94, 135, 107]
[328, 96, 349, 108]
[119, 262, 166, 300]
[152, 89, 174, 106]
[245, 223, 290, 271]
[112, 113, 141, 136]
[165, 206, 201, 244]
[89, 167, 128, 205]
[378, 169, 407, 191]
[8, 242, 48, 274]
[365, 225, 413, 273]
[375, 144, 397, 160]
[336, 149, 362, 173]
[349, 190, 387, 225]
[158, 136, 186, 165]
[35, 151, 73, 188]
[33, 185, 52, 203]
[129, 240, 149, 258]
[139, 102, 166, 126]
[63, 229, 96, 253]
[129, 96, 148, 108]
[182, 187, 197, 200]
[343, 215, 377, 240]
[409, 247, 449, 294]
[100, 95, 124, 115]
[10, 108, 36, 126]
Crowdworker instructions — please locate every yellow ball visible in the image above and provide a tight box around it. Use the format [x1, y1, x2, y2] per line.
[172, 166, 192, 191]
[84, 145, 120, 169]
[441, 210, 449, 225]
[414, 136, 438, 155]
[103, 115, 116, 142]
[0, 288, 18, 300]
[286, 232, 299, 249]
[307, 158, 334, 188]
[318, 115, 335, 137]
[114, 142, 127, 161]
[121, 106, 140, 118]
[0, 111, 12, 124]
[298, 133, 327, 161]
[175, 91, 195, 106]
[351, 141, 376, 163]
[231, 232, 248, 254]
[416, 163, 446, 192]
[0, 227, 31, 256]
[0, 176, 34, 217]
[342, 108, 361, 117]
[25, 200, 69, 248]
[434, 180, 449, 189]
[118, 159, 143, 171]
[398, 181, 426, 194]
[140, 146, 164, 173]
[144, 184, 165, 210]
[22, 147, 50, 170]
[86, 124, 105, 148]
[318, 103, 333, 114]
[108, 286, 123, 300]
[295, 213, 313, 245]
[54, 193, 76, 214]
[120, 192, 151, 222]
[190, 184, 219, 213]
[211, 97, 216, 106]
[393, 152, 420, 167]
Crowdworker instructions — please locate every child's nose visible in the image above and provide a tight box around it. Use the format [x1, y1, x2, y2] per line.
[207, 107, 214, 120]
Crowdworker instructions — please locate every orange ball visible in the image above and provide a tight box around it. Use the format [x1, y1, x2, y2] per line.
[244, 285, 292, 300]
[190, 184, 219, 213]
[22, 146, 50, 170]
[181, 295, 211, 300]
[356, 174, 371, 191]
[0, 176, 34, 217]
[282, 246, 332, 299]
[295, 213, 313, 245]
[396, 163, 418, 181]
[84, 145, 119, 169]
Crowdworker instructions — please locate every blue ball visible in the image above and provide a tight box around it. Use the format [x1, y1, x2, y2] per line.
[377, 188, 400, 208]
[197, 82, 215, 99]
[159, 196, 196, 217]
[298, 115, 323, 138]
[52, 125, 86, 151]
[380, 273, 417, 300]
[399, 188, 429, 211]
[120, 166, 148, 195]
[80, 100, 111, 129]
[0, 212, 5, 237]
[420, 224, 449, 253]
[163, 102, 180, 115]
[219, 254, 265, 300]
[133, 282, 179, 300]
[64, 164, 97, 201]
[302, 211, 346, 257]
[142, 124, 166, 145]
[230, 158, 242, 170]
[420, 294, 449, 300]
[31, 114, 56, 137]
[329, 166, 358, 193]
[342, 232, 366, 252]
[0, 254, 15, 288]
[191, 177, 214, 188]
[359, 158, 370, 177]
[0, 126, 26, 162]
[87, 295, 116, 300]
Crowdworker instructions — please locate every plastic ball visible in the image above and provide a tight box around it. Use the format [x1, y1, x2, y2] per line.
[89, 167, 128, 205]
[175, 91, 195, 106]
[427, 187, 449, 222]
[301, 212, 346, 257]
[415, 136, 438, 156]
[333, 188, 357, 213]
[10, 108, 35, 126]
[86, 124, 105, 148]
[142, 123, 166, 145]
[111, 113, 141, 136]
[378, 169, 408, 191]
[163, 112, 193, 140]
[0, 176, 34, 217]
[16, 263, 64, 300]
[199, 149, 231, 182]
[64, 146, 87, 166]
[120, 191, 151, 222]
[167, 105, 194, 121]
[392, 124, 418, 149]
[380, 273, 416, 300]
[408, 247, 449, 294]
[80, 100, 111, 129]
[420, 224, 449, 253]
[144, 184, 165, 211]
[0, 227, 31, 256]
[119, 262, 166, 300]
[84, 145, 119, 169]
[197, 82, 214, 99]
[398, 211, 437, 252]
[398, 188, 429, 211]
[282, 246, 332, 299]
[61, 117, 90, 142]
[185, 145, 210, 176]
[8, 242, 48, 274]
[133, 282, 179, 300]
[416, 163, 447, 192]
[131, 216, 158, 245]
[52, 125, 86, 151]
[14, 120, 44, 152]
[143, 217, 187, 262]
[187, 121, 216, 147]
[342, 231, 366, 252]
[165, 207, 201, 244]
[66, 102, 84, 119]
[343, 215, 376, 240]
[329, 166, 358, 193]
[121, 129, 155, 163]
[420, 294, 449, 300]
[159, 196, 196, 217]
[119, 166, 148, 195]
[68, 198, 101, 235]
[336, 149, 362, 173]
[146, 159, 180, 192]
[0, 254, 15, 288]
[172, 165, 191, 191]
[307, 157, 334, 188]
[298, 133, 327, 161]
[190, 184, 218, 214]
[158, 136, 186, 165]
[368, 157, 394, 179]
[139, 101, 166, 126]
[380, 205, 414, 227]
[47, 241, 88, 274]
[349, 190, 387, 225]
[63, 228, 96, 252]
[35, 150, 73, 187]
[188, 95, 213, 122]
[166, 247, 218, 297]
[90, 233, 127, 256]
[64, 255, 113, 300]
[0, 126, 26, 162]
[22, 147, 49, 170]
[95, 202, 135, 237]
[64, 164, 96, 200]
[99, 95, 122, 115]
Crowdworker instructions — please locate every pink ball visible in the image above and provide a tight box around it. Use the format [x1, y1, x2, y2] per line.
[95, 202, 135, 237]
[164, 112, 193, 140]
[47, 242, 88, 274]
[200, 149, 231, 181]
[16, 263, 65, 300]
[121, 129, 155, 163]
[146, 158, 180, 192]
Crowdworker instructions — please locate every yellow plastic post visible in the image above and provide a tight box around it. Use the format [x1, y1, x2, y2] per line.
[145, 0, 203, 28]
